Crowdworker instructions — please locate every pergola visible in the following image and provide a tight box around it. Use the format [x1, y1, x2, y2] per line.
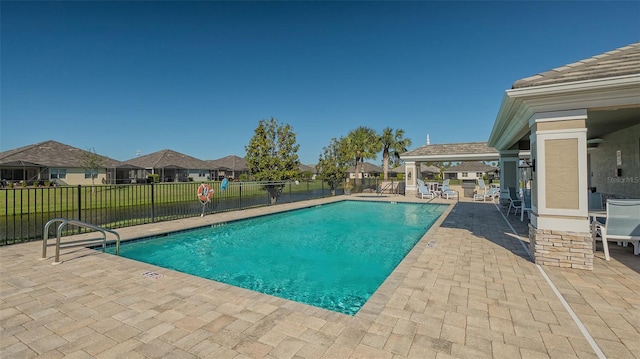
[400, 141, 529, 190]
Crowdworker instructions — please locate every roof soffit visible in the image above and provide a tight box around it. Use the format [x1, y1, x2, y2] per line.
[488, 74, 640, 150]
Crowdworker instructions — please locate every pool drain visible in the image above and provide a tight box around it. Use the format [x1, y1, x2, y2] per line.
[142, 271, 163, 279]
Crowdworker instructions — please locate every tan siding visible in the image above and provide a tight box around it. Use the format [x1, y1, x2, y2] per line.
[545, 139, 579, 209]
[537, 119, 585, 131]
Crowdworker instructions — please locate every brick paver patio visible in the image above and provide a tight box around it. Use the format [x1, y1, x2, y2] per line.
[1, 195, 639, 358]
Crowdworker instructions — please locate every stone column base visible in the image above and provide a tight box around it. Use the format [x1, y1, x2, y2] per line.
[529, 224, 594, 270]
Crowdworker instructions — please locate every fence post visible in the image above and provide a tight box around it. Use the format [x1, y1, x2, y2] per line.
[77, 185, 82, 234]
[150, 182, 155, 223]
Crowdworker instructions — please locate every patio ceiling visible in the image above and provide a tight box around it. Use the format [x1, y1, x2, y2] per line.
[587, 106, 640, 140]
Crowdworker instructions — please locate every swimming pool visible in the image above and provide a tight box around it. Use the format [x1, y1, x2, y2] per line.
[108, 200, 446, 315]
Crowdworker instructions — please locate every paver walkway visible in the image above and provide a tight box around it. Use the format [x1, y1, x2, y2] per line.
[1, 195, 639, 358]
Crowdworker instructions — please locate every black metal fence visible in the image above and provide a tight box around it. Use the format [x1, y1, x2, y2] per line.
[0, 177, 402, 245]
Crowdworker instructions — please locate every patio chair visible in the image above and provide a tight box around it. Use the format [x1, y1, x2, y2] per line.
[486, 187, 501, 203]
[520, 189, 532, 221]
[440, 180, 458, 199]
[416, 179, 436, 199]
[507, 187, 522, 215]
[473, 179, 489, 201]
[588, 192, 604, 210]
[593, 199, 640, 260]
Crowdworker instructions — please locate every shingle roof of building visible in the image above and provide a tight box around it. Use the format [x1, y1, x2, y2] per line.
[347, 162, 383, 173]
[299, 164, 316, 173]
[421, 165, 441, 174]
[444, 161, 498, 173]
[402, 142, 497, 157]
[125, 149, 211, 170]
[206, 155, 248, 171]
[389, 165, 405, 173]
[0, 140, 135, 168]
[513, 42, 640, 89]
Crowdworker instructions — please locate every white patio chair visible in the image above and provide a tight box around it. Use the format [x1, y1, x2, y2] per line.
[593, 199, 640, 260]
[416, 179, 436, 199]
[507, 187, 522, 215]
[473, 179, 489, 201]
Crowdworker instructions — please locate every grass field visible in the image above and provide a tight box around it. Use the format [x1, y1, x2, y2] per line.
[0, 180, 329, 216]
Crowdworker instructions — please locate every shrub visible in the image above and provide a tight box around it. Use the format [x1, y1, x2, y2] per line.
[147, 174, 160, 183]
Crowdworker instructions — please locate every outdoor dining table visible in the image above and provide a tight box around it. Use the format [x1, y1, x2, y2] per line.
[426, 182, 440, 195]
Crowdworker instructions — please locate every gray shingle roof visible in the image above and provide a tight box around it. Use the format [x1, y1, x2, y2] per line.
[402, 142, 497, 157]
[444, 161, 498, 173]
[0, 140, 135, 168]
[421, 165, 441, 174]
[513, 42, 640, 89]
[347, 162, 383, 173]
[206, 155, 248, 171]
[125, 149, 211, 170]
[299, 164, 316, 173]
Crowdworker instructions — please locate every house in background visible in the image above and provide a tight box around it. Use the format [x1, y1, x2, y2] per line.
[207, 155, 249, 180]
[420, 165, 441, 180]
[0, 140, 140, 185]
[125, 149, 212, 182]
[443, 161, 498, 182]
[347, 162, 383, 179]
[298, 163, 317, 180]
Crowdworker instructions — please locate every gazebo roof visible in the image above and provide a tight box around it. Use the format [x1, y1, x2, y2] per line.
[401, 142, 500, 162]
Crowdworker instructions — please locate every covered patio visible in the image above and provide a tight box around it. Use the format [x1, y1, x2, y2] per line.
[488, 42, 640, 270]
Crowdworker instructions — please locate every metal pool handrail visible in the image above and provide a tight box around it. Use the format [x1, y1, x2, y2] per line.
[42, 218, 120, 264]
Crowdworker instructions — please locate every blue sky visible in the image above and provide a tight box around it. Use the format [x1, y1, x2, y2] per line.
[2, 1, 638, 165]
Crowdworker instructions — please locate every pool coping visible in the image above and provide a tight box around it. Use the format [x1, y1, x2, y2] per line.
[2, 194, 639, 358]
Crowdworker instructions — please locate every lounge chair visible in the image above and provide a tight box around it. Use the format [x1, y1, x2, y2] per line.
[473, 179, 491, 201]
[440, 180, 458, 199]
[507, 187, 522, 215]
[593, 199, 640, 260]
[416, 179, 436, 199]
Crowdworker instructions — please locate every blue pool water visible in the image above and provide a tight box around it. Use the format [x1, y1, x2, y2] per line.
[108, 200, 446, 315]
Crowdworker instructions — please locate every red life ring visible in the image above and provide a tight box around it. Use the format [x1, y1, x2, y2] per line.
[197, 183, 213, 203]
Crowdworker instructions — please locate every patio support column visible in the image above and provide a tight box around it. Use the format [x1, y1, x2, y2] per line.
[499, 150, 519, 202]
[528, 109, 593, 270]
[405, 161, 417, 194]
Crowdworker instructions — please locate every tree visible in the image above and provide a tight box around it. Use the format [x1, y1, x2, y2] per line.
[316, 137, 351, 195]
[80, 147, 103, 186]
[380, 127, 412, 180]
[345, 127, 381, 185]
[245, 118, 301, 204]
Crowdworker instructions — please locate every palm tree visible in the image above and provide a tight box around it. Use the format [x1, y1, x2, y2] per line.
[345, 127, 381, 185]
[380, 127, 412, 180]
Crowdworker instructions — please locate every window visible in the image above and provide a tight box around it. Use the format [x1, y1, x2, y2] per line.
[462, 172, 468, 178]
[85, 169, 98, 179]
[476, 172, 483, 178]
[50, 168, 66, 179]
